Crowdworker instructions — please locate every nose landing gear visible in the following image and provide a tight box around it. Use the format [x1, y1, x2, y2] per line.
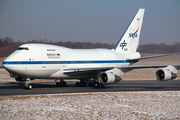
[24, 80, 32, 90]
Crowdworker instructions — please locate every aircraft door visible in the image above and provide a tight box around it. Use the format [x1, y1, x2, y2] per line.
[62, 57, 66, 68]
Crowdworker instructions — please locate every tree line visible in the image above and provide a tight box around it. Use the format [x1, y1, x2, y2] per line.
[0, 37, 180, 57]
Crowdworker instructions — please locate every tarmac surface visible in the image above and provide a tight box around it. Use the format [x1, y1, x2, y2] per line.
[0, 79, 180, 96]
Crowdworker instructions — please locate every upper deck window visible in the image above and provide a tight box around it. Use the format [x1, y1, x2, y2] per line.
[17, 47, 29, 50]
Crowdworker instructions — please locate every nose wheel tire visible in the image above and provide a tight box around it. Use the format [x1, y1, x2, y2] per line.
[28, 84, 32, 90]
[24, 84, 32, 90]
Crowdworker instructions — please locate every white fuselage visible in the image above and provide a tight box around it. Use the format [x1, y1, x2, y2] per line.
[3, 44, 139, 79]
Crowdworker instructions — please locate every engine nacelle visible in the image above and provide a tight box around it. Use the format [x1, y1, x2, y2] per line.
[156, 69, 177, 81]
[15, 76, 26, 82]
[100, 72, 121, 84]
[9, 73, 14, 78]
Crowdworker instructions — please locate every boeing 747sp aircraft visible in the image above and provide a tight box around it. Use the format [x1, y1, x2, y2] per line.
[2, 9, 180, 89]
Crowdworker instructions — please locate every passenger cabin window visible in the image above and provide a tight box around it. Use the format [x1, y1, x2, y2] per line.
[17, 47, 29, 50]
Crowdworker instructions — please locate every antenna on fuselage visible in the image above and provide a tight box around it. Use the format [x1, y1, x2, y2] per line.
[42, 31, 43, 41]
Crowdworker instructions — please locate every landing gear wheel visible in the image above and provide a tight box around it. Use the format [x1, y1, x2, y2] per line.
[24, 83, 32, 90]
[93, 82, 98, 88]
[75, 79, 89, 87]
[76, 82, 79, 87]
[98, 83, 102, 88]
[60, 82, 63, 87]
[83, 82, 86, 87]
[55, 79, 67, 87]
[92, 82, 105, 88]
[89, 82, 93, 87]
[63, 82, 67, 87]
[24, 82, 29, 89]
[98, 83, 105, 88]
[76, 82, 87, 87]
[28, 84, 32, 90]
[56, 82, 60, 87]
[56, 81, 67, 87]
[24, 85, 28, 89]
[101, 84, 105, 88]
[80, 82, 84, 87]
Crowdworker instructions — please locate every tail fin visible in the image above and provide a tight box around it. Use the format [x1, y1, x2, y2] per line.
[114, 9, 145, 53]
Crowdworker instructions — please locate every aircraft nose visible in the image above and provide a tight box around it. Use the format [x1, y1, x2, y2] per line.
[2, 60, 9, 70]
[2, 60, 18, 76]
[2, 56, 14, 72]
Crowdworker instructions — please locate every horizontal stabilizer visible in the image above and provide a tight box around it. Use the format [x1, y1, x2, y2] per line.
[126, 53, 180, 61]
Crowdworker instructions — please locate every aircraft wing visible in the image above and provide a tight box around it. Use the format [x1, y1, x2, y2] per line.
[63, 64, 180, 74]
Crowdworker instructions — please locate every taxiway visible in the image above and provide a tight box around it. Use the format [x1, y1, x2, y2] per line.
[0, 80, 180, 96]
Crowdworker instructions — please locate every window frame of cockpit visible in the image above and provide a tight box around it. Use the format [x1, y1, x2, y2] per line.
[16, 47, 29, 50]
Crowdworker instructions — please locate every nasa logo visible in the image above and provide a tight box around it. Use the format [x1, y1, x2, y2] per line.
[129, 33, 137, 37]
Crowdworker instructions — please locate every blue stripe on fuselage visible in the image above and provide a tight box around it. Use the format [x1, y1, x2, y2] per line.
[2, 60, 138, 65]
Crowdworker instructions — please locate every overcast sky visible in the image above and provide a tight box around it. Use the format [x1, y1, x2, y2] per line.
[0, 0, 180, 45]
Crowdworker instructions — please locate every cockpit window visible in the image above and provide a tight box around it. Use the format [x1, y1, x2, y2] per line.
[16, 47, 29, 50]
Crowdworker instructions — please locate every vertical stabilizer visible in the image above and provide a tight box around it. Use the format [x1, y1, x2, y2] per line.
[114, 9, 145, 53]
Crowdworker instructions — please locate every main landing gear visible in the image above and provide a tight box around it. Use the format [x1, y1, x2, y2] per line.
[76, 79, 105, 88]
[89, 82, 105, 88]
[76, 79, 87, 87]
[56, 79, 67, 87]
[55, 79, 105, 88]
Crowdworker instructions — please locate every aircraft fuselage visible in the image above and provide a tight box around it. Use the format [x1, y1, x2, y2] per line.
[3, 44, 139, 79]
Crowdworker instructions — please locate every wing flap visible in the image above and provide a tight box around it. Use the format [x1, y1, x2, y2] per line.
[63, 67, 114, 74]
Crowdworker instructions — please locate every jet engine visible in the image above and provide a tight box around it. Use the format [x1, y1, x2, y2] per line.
[156, 65, 178, 81]
[9, 73, 27, 82]
[100, 72, 121, 84]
